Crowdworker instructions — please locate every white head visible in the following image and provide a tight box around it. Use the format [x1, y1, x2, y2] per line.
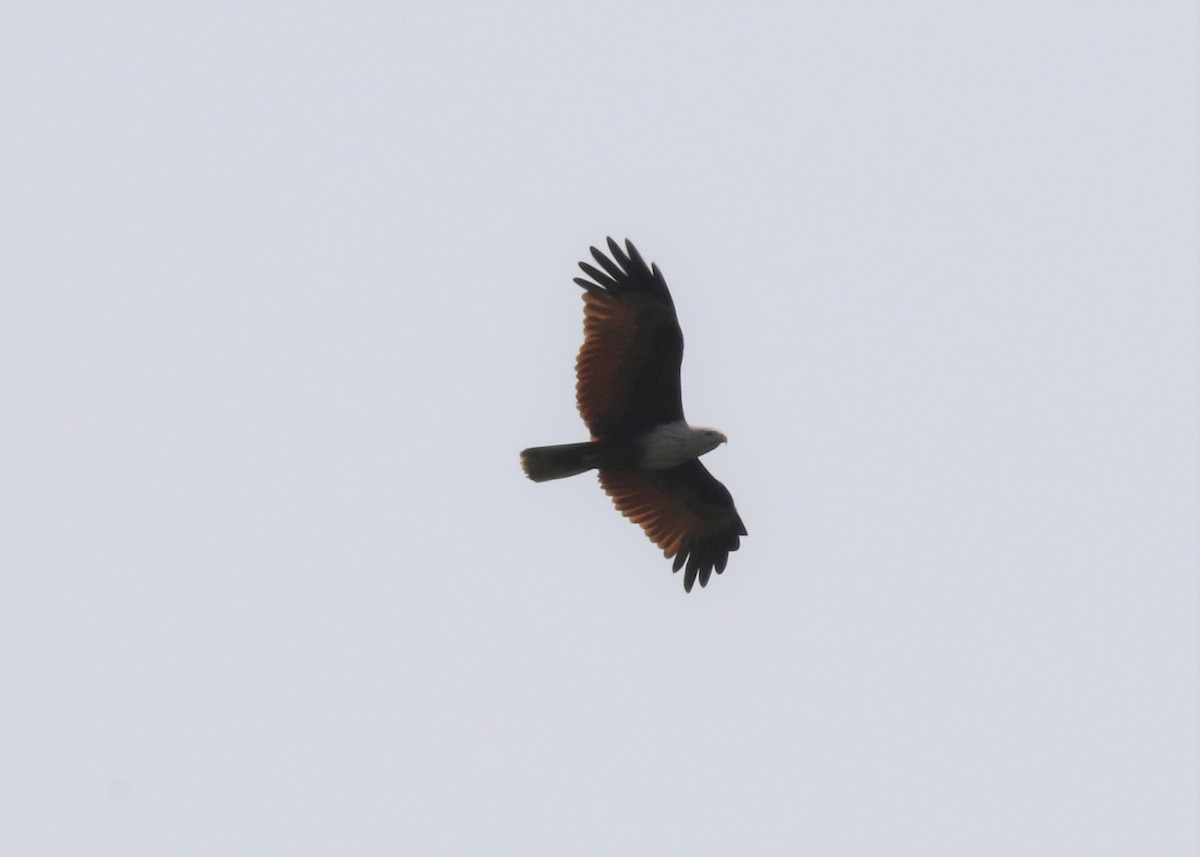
[692, 427, 728, 455]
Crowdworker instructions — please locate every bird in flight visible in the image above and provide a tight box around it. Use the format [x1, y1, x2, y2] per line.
[521, 238, 746, 592]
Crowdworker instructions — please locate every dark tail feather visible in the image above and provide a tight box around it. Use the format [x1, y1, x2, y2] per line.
[520, 442, 600, 482]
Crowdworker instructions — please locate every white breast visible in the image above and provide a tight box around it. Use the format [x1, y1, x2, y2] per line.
[638, 421, 725, 470]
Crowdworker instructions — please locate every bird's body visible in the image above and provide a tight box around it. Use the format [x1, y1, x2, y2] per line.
[520, 238, 746, 592]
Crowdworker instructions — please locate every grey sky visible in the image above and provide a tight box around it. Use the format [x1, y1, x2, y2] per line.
[2, 3, 1197, 855]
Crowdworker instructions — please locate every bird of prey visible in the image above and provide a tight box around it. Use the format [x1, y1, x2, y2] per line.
[520, 238, 746, 591]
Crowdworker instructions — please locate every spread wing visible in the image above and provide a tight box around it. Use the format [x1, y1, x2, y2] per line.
[599, 460, 747, 592]
[573, 238, 685, 438]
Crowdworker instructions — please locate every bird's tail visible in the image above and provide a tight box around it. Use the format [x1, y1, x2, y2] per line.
[520, 442, 601, 482]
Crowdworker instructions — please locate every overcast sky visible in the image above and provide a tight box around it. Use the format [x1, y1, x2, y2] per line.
[2, 3, 1197, 856]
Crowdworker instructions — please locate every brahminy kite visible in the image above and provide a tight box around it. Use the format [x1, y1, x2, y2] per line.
[520, 238, 746, 591]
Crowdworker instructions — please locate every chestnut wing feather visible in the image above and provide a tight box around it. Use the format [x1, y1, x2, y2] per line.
[599, 460, 747, 592]
[573, 239, 685, 437]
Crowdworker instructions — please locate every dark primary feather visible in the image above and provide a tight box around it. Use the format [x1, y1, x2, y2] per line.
[573, 238, 676, 307]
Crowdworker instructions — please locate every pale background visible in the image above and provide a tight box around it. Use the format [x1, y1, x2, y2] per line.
[2, 3, 1197, 855]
